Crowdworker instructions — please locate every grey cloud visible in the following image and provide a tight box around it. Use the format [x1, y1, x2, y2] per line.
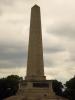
[0, 0, 32, 6]
[0, 10, 2, 16]
[44, 45, 65, 53]
[0, 0, 30, 15]
[68, 53, 75, 62]
[44, 59, 55, 68]
[0, 0, 13, 5]
[0, 42, 27, 68]
[47, 22, 75, 38]
[0, 0, 25, 5]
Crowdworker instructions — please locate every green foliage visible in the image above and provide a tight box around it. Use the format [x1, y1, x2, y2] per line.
[52, 80, 63, 96]
[64, 76, 75, 100]
[0, 75, 22, 100]
[66, 77, 75, 89]
[52, 77, 75, 100]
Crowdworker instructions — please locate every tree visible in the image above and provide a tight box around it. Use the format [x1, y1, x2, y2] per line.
[6, 75, 22, 95]
[64, 76, 75, 100]
[0, 75, 22, 99]
[52, 80, 64, 96]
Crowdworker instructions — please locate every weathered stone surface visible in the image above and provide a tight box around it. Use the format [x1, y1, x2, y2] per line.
[4, 96, 25, 100]
[4, 94, 67, 100]
[25, 5, 46, 81]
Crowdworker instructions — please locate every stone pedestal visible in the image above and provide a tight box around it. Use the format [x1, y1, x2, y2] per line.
[5, 80, 67, 100]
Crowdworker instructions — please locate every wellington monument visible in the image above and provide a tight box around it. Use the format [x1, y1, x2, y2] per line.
[25, 4, 46, 81]
[5, 5, 68, 100]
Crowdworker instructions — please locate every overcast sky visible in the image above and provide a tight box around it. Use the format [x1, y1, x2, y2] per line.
[0, 0, 75, 83]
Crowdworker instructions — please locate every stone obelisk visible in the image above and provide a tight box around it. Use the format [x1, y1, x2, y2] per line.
[25, 5, 46, 81]
[5, 4, 68, 100]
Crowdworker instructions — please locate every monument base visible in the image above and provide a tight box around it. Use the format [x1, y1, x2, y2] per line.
[5, 80, 68, 100]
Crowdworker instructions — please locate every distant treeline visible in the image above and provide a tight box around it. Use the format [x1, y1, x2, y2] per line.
[0, 75, 75, 100]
